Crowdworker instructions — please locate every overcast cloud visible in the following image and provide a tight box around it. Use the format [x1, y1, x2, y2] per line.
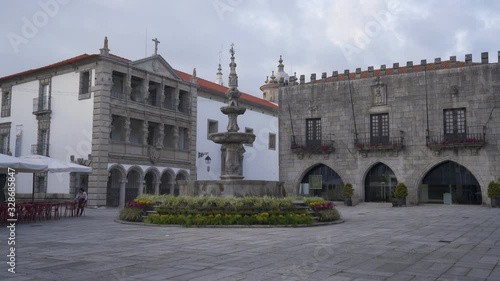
[1, 0, 500, 96]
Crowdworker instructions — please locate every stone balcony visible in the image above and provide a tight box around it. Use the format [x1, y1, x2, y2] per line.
[426, 128, 486, 155]
[290, 139, 335, 159]
[354, 132, 404, 157]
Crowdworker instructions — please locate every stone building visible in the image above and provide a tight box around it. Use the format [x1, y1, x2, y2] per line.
[0, 38, 279, 207]
[277, 52, 499, 206]
[0, 38, 197, 207]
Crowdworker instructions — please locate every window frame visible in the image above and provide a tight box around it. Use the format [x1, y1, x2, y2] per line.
[305, 118, 321, 147]
[79, 71, 91, 100]
[443, 108, 466, 141]
[245, 127, 254, 146]
[269, 133, 276, 150]
[1, 89, 11, 117]
[207, 119, 218, 139]
[370, 113, 389, 144]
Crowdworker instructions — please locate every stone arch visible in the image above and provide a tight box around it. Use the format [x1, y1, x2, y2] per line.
[159, 169, 175, 195]
[174, 169, 189, 196]
[415, 159, 483, 205]
[106, 164, 127, 207]
[295, 163, 346, 201]
[126, 166, 144, 201]
[144, 167, 161, 195]
[362, 161, 399, 202]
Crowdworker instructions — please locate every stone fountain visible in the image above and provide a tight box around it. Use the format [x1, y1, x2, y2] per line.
[179, 46, 284, 197]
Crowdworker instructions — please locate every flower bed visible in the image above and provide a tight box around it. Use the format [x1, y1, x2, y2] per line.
[118, 195, 342, 226]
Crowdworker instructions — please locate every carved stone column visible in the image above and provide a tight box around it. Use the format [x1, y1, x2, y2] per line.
[142, 120, 149, 145]
[154, 181, 160, 195]
[173, 126, 179, 149]
[157, 124, 164, 148]
[174, 86, 180, 111]
[124, 117, 131, 143]
[159, 79, 165, 107]
[138, 180, 145, 196]
[143, 73, 150, 103]
[119, 179, 127, 208]
[125, 70, 132, 101]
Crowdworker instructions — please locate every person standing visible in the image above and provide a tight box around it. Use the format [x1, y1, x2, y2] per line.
[74, 188, 88, 216]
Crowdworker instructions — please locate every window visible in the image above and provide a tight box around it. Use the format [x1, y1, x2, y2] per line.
[36, 174, 47, 193]
[207, 120, 218, 139]
[41, 129, 49, 156]
[0, 123, 11, 155]
[163, 125, 175, 148]
[148, 81, 159, 106]
[0, 134, 9, 154]
[39, 84, 49, 111]
[444, 108, 466, 141]
[370, 113, 389, 144]
[178, 90, 189, 113]
[178, 127, 188, 150]
[1, 90, 11, 117]
[130, 76, 143, 102]
[245, 128, 254, 146]
[306, 118, 321, 146]
[269, 133, 276, 150]
[163, 85, 176, 109]
[111, 71, 124, 98]
[79, 71, 91, 99]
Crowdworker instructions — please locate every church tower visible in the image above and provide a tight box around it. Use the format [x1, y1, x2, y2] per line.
[260, 55, 289, 104]
[216, 63, 224, 86]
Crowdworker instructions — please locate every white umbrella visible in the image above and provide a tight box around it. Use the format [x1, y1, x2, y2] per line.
[20, 155, 92, 173]
[19, 155, 92, 202]
[0, 153, 48, 173]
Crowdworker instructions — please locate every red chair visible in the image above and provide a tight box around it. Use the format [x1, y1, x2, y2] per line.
[64, 201, 77, 217]
[23, 204, 36, 223]
[0, 204, 7, 225]
[52, 203, 61, 220]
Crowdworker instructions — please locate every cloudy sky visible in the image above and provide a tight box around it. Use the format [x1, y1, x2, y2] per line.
[1, 0, 500, 96]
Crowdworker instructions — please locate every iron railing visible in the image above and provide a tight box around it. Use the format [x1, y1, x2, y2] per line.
[31, 144, 49, 156]
[32, 96, 50, 113]
[426, 127, 486, 150]
[354, 131, 404, 151]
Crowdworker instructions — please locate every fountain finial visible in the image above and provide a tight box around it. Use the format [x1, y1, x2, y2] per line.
[226, 43, 240, 106]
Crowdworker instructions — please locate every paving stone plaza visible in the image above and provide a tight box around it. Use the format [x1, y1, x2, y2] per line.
[1, 204, 499, 281]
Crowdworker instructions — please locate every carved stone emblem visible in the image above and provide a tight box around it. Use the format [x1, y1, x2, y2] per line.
[372, 77, 386, 105]
[149, 146, 161, 164]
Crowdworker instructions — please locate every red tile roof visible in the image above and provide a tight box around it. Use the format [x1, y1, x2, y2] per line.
[0, 53, 130, 83]
[176, 70, 278, 110]
[0, 52, 276, 110]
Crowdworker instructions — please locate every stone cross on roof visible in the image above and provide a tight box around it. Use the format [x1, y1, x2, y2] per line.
[152, 38, 160, 55]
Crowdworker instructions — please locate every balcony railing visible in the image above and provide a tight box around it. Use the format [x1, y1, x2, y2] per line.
[31, 144, 49, 156]
[426, 127, 486, 152]
[33, 96, 50, 114]
[354, 131, 404, 154]
[290, 137, 334, 159]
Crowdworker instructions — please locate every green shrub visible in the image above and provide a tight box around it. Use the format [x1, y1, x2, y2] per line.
[487, 181, 500, 198]
[316, 209, 341, 222]
[118, 207, 144, 222]
[342, 183, 353, 198]
[393, 183, 408, 198]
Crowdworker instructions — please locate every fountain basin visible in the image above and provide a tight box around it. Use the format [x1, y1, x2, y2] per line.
[209, 132, 255, 144]
[221, 106, 246, 115]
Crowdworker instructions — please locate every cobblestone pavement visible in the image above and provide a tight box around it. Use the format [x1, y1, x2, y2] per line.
[0, 203, 499, 281]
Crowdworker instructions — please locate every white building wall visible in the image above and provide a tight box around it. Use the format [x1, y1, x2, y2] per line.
[196, 96, 279, 181]
[8, 80, 40, 193]
[47, 71, 94, 194]
[8, 70, 94, 194]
